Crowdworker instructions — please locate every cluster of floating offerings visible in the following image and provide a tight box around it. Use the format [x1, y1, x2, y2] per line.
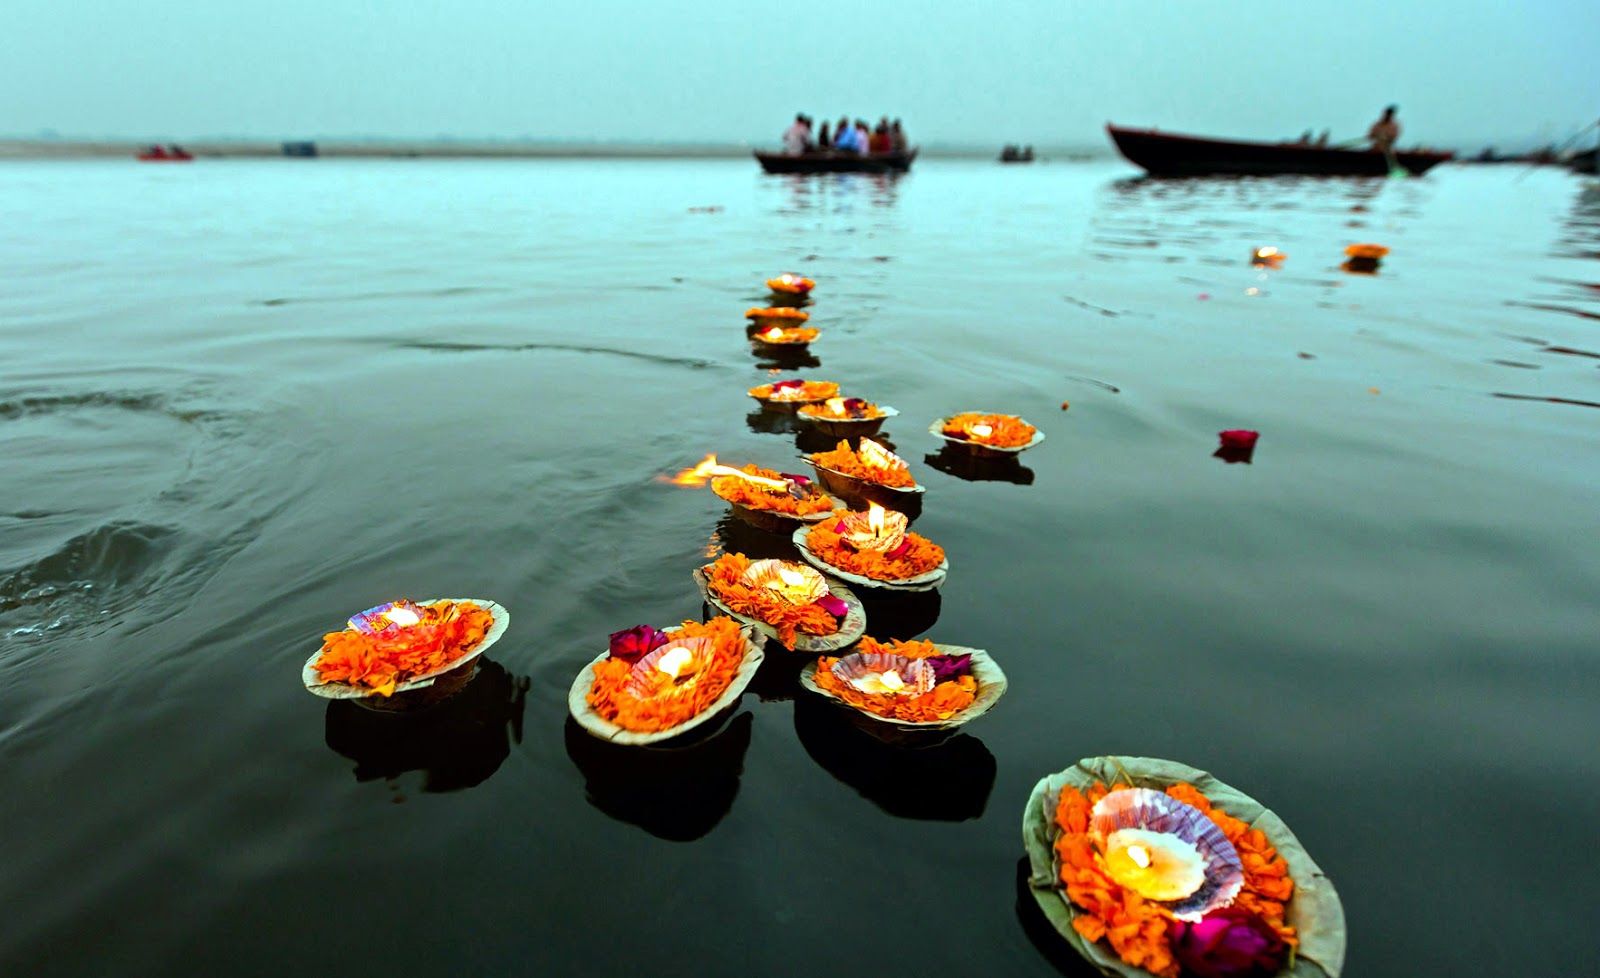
[1025, 756, 1346, 978]
[564, 271, 1044, 743]
[1249, 242, 1392, 275]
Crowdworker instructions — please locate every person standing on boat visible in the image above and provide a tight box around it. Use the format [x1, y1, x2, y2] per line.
[817, 120, 832, 150]
[1367, 105, 1401, 152]
[854, 119, 872, 154]
[869, 118, 892, 153]
[782, 114, 812, 155]
[890, 119, 907, 152]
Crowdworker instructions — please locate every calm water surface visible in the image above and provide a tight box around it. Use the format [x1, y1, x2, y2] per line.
[1, 159, 1596, 976]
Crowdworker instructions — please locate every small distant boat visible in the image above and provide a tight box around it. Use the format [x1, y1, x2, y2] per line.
[754, 150, 917, 174]
[1107, 124, 1453, 177]
[136, 145, 193, 163]
[999, 145, 1035, 164]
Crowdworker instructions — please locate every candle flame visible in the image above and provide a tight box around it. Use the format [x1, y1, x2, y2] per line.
[777, 567, 806, 587]
[879, 670, 904, 691]
[823, 397, 846, 416]
[867, 502, 886, 532]
[970, 422, 994, 438]
[1128, 845, 1151, 868]
[655, 644, 695, 679]
[383, 606, 421, 627]
[764, 326, 784, 340]
[666, 453, 792, 491]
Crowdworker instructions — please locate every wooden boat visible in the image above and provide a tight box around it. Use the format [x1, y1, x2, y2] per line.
[755, 149, 917, 174]
[136, 145, 193, 163]
[1107, 124, 1453, 177]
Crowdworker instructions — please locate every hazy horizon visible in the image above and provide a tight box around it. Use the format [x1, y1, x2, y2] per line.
[7, 0, 1597, 151]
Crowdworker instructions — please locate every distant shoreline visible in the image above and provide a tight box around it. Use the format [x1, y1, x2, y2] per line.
[0, 139, 1107, 161]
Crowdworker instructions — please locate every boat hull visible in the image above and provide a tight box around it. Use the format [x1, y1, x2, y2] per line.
[1107, 124, 1452, 177]
[755, 150, 917, 174]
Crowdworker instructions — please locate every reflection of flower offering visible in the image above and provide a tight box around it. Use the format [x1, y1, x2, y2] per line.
[1052, 781, 1296, 978]
[814, 637, 978, 722]
[798, 397, 883, 421]
[313, 599, 496, 697]
[802, 505, 945, 582]
[941, 412, 1038, 448]
[704, 553, 846, 648]
[767, 273, 815, 295]
[752, 325, 819, 346]
[586, 617, 750, 733]
[809, 438, 917, 489]
[749, 378, 839, 406]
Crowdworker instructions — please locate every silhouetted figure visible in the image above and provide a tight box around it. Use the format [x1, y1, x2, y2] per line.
[1368, 105, 1401, 152]
[890, 119, 907, 152]
[817, 120, 831, 150]
[782, 113, 811, 155]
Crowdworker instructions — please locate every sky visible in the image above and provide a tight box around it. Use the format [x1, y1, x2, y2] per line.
[5, 0, 1597, 149]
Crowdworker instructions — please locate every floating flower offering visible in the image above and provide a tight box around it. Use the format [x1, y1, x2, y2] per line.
[745, 306, 811, 328]
[802, 636, 1007, 728]
[1250, 247, 1286, 267]
[748, 378, 839, 412]
[570, 617, 764, 744]
[766, 273, 815, 296]
[1024, 756, 1346, 978]
[792, 503, 948, 591]
[670, 453, 841, 531]
[808, 438, 921, 491]
[751, 325, 819, 347]
[303, 597, 509, 702]
[1342, 243, 1388, 275]
[932, 412, 1045, 456]
[796, 397, 898, 437]
[694, 553, 865, 651]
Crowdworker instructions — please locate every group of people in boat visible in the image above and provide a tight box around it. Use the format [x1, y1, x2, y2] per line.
[781, 114, 908, 156]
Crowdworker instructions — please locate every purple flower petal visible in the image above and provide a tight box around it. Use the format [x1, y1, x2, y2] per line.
[779, 472, 812, 486]
[608, 624, 669, 663]
[1170, 908, 1287, 978]
[927, 653, 973, 682]
[772, 378, 804, 390]
[816, 595, 849, 617]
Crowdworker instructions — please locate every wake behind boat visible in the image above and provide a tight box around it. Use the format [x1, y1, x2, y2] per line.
[1107, 123, 1453, 177]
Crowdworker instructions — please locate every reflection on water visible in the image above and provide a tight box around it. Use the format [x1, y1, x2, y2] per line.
[710, 511, 804, 561]
[744, 408, 802, 437]
[322, 658, 529, 793]
[854, 589, 941, 640]
[564, 712, 752, 842]
[752, 348, 821, 371]
[923, 446, 1037, 484]
[793, 696, 994, 819]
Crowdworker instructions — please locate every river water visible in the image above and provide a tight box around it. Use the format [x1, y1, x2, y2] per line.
[1, 158, 1595, 976]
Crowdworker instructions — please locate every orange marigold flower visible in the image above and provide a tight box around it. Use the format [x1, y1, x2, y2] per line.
[808, 440, 918, 489]
[313, 600, 494, 696]
[802, 519, 944, 581]
[941, 412, 1037, 448]
[585, 617, 748, 733]
[704, 553, 839, 649]
[711, 464, 836, 516]
[813, 637, 976, 722]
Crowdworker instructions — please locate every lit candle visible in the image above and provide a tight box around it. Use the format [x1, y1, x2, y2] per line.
[764, 327, 784, 340]
[878, 670, 904, 692]
[655, 644, 695, 679]
[857, 438, 904, 472]
[969, 422, 994, 439]
[1101, 828, 1207, 901]
[383, 606, 421, 627]
[823, 397, 847, 416]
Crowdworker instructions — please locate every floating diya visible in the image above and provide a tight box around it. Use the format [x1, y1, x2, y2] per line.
[930, 411, 1045, 458]
[1251, 246, 1287, 267]
[805, 437, 925, 510]
[795, 396, 899, 438]
[1022, 755, 1347, 978]
[747, 378, 840, 414]
[568, 617, 764, 746]
[745, 306, 811, 331]
[766, 273, 816, 299]
[302, 597, 510, 711]
[669, 453, 843, 533]
[1342, 242, 1389, 275]
[800, 635, 1007, 731]
[751, 324, 819, 348]
[791, 503, 948, 592]
[692, 553, 866, 652]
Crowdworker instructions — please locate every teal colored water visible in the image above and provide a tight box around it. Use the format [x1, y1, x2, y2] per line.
[1, 158, 1596, 976]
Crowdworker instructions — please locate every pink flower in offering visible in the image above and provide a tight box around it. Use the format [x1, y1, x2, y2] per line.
[815, 595, 849, 618]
